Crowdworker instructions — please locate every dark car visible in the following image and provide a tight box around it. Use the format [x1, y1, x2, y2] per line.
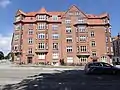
[84, 62, 120, 75]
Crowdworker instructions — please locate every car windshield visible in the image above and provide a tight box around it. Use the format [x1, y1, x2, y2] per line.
[88, 63, 102, 68]
[102, 63, 112, 67]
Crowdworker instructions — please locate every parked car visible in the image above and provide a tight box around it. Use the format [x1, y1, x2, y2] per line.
[84, 62, 120, 75]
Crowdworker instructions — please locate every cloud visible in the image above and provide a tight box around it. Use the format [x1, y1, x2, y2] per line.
[0, 33, 12, 56]
[0, 0, 11, 8]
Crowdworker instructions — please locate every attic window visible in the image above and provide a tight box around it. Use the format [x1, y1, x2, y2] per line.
[15, 15, 21, 22]
[52, 15, 58, 20]
[75, 11, 80, 15]
[37, 15, 47, 20]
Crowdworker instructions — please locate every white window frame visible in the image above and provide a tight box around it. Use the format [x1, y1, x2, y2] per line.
[38, 43, 45, 49]
[78, 26, 85, 32]
[80, 57, 87, 62]
[66, 27, 72, 33]
[79, 36, 86, 41]
[15, 24, 21, 30]
[91, 41, 96, 47]
[38, 33, 45, 39]
[66, 46, 73, 52]
[52, 25, 58, 30]
[38, 53, 45, 59]
[14, 34, 19, 41]
[65, 19, 71, 24]
[52, 34, 59, 39]
[28, 29, 33, 35]
[14, 45, 18, 50]
[53, 43, 58, 50]
[92, 51, 97, 56]
[67, 57, 73, 63]
[37, 15, 47, 20]
[52, 53, 59, 59]
[80, 46, 87, 52]
[28, 38, 33, 44]
[90, 31, 95, 37]
[38, 23, 46, 30]
[28, 48, 32, 54]
[66, 37, 72, 43]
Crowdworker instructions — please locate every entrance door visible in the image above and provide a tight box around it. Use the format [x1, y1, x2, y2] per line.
[27, 57, 32, 64]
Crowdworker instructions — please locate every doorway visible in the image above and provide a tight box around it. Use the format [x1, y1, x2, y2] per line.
[27, 57, 32, 64]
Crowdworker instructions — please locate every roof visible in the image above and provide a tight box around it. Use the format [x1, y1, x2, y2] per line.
[86, 13, 109, 19]
[15, 5, 109, 19]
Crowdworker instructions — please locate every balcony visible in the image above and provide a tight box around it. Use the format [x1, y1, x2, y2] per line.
[13, 50, 22, 55]
[35, 49, 48, 53]
[76, 52, 90, 57]
[74, 20, 87, 26]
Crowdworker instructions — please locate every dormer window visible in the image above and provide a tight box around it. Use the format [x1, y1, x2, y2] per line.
[52, 15, 58, 20]
[15, 15, 22, 22]
[37, 15, 48, 20]
[78, 18, 84, 23]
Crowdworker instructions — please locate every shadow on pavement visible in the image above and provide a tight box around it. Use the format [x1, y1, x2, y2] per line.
[2, 70, 120, 90]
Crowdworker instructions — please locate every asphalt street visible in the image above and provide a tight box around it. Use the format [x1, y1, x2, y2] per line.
[1, 69, 120, 90]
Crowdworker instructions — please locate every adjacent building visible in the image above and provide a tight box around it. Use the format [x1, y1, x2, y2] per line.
[11, 5, 113, 65]
[112, 33, 120, 64]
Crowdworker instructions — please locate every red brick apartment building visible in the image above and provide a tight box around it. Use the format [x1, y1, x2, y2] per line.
[11, 5, 113, 65]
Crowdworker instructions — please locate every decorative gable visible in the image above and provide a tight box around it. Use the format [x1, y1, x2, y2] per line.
[62, 5, 87, 18]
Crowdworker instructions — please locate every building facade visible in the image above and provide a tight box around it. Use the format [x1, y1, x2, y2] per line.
[11, 5, 113, 65]
[112, 34, 120, 64]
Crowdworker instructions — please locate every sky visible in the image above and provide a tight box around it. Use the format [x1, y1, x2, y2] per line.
[0, 0, 120, 55]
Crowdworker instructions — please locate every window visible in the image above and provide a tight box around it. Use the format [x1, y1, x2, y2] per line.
[78, 26, 85, 32]
[29, 24, 33, 27]
[67, 57, 73, 63]
[15, 16, 22, 22]
[90, 31, 95, 37]
[80, 46, 87, 52]
[38, 53, 45, 59]
[92, 51, 96, 56]
[107, 47, 109, 52]
[65, 19, 71, 24]
[28, 38, 33, 44]
[37, 15, 47, 20]
[75, 11, 80, 15]
[53, 43, 58, 50]
[111, 47, 113, 52]
[78, 18, 84, 23]
[106, 37, 108, 42]
[28, 48, 32, 54]
[14, 45, 18, 50]
[101, 56, 107, 62]
[79, 36, 86, 41]
[15, 24, 21, 30]
[28, 29, 33, 35]
[14, 34, 19, 41]
[66, 37, 72, 43]
[66, 46, 72, 52]
[52, 25, 58, 30]
[38, 33, 45, 39]
[52, 53, 59, 59]
[80, 57, 87, 62]
[77, 46, 79, 52]
[52, 15, 58, 20]
[66, 26, 72, 33]
[52, 34, 59, 39]
[110, 37, 112, 42]
[38, 43, 45, 49]
[38, 23, 46, 30]
[91, 41, 96, 47]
